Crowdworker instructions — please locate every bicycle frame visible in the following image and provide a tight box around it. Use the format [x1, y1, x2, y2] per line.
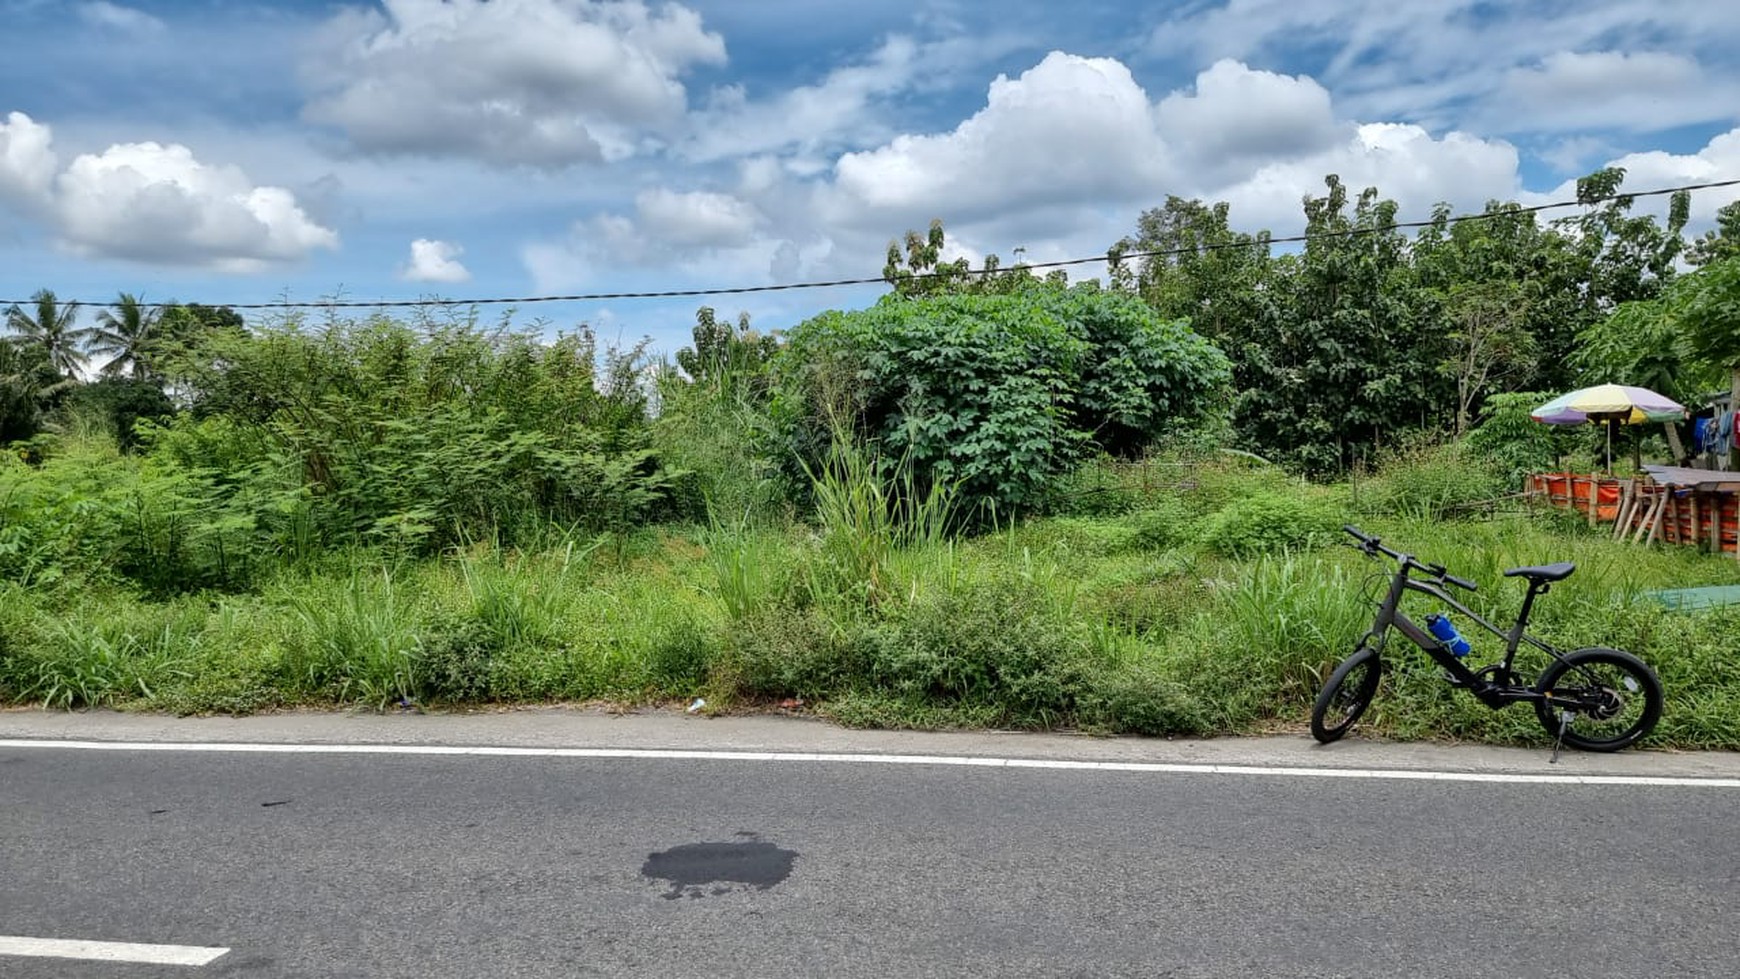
[1362, 552, 1573, 710]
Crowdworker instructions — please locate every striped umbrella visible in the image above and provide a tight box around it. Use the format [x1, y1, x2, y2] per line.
[1531, 384, 1685, 425]
[1531, 384, 1686, 473]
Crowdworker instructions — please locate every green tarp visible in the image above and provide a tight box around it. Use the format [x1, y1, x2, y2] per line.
[1651, 585, 1740, 611]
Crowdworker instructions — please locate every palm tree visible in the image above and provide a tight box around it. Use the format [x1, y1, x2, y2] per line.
[90, 292, 163, 380]
[0, 336, 74, 443]
[4, 289, 91, 380]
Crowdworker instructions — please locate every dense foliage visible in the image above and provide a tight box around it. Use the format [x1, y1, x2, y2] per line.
[1113, 169, 1706, 473]
[768, 285, 1229, 513]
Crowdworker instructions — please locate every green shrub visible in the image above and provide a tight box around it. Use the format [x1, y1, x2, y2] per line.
[414, 616, 501, 704]
[717, 607, 857, 700]
[279, 570, 422, 706]
[166, 316, 683, 555]
[702, 525, 796, 622]
[1201, 494, 1340, 558]
[1123, 497, 1199, 551]
[645, 613, 714, 690]
[1357, 441, 1509, 519]
[1465, 392, 1576, 487]
[0, 601, 200, 708]
[1088, 568, 1207, 639]
[769, 285, 1230, 517]
[823, 691, 1001, 730]
[1078, 661, 1209, 736]
[65, 378, 176, 453]
[867, 575, 1100, 728]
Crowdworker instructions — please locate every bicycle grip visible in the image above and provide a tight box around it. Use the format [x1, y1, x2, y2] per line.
[1342, 524, 1373, 544]
[1444, 573, 1477, 592]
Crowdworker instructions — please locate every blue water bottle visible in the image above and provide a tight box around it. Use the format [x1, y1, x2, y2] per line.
[1425, 613, 1472, 657]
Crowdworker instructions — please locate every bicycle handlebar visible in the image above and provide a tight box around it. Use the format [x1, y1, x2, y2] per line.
[1342, 525, 1477, 592]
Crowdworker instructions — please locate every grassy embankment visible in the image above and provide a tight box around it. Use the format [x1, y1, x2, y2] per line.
[3, 435, 1737, 750]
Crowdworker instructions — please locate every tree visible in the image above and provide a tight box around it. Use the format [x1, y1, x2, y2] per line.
[882, 219, 1062, 297]
[1110, 196, 1277, 348]
[1441, 281, 1535, 436]
[769, 286, 1229, 514]
[1234, 175, 1448, 474]
[66, 376, 176, 452]
[0, 337, 72, 443]
[1573, 297, 1713, 408]
[1671, 257, 1740, 466]
[4, 288, 91, 379]
[90, 292, 163, 380]
[1687, 200, 1740, 268]
[1555, 167, 1690, 309]
[157, 303, 245, 346]
[1676, 256, 1740, 366]
[674, 306, 777, 396]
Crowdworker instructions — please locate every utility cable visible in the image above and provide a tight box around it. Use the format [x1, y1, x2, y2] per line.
[4, 177, 1736, 311]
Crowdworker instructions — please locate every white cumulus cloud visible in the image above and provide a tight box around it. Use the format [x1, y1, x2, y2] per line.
[0, 112, 338, 271]
[56, 141, 340, 271]
[1208, 123, 1521, 233]
[522, 187, 779, 289]
[1495, 51, 1740, 134]
[1155, 59, 1342, 180]
[401, 238, 471, 282]
[301, 0, 726, 167]
[812, 54, 1518, 246]
[0, 111, 59, 212]
[633, 188, 760, 247]
[1529, 127, 1740, 224]
[824, 52, 1172, 227]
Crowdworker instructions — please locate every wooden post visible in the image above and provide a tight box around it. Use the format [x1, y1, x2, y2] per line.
[1692, 493, 1702, 548]
[1613, 480, 1636, 541]
[1634, 490, 1663, 544]
[1714, 495, 1725, 554]
[1588, 475, 1599, 527]
[1647, 491, 1669, 545]
[1665, 423, 1686, 465]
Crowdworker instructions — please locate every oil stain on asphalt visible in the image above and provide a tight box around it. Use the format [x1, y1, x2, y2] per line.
[642, 833, 798, 900]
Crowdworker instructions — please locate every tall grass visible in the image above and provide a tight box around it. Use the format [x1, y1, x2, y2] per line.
[3, 448, 1739, 752]
[700, 522, 794, 622]
[0, 593, 202, 708]
[802, 433, 957, 613]
[281, 569, 421, 706]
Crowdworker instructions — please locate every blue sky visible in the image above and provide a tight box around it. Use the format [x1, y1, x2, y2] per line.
[2, 0, 1739, 356]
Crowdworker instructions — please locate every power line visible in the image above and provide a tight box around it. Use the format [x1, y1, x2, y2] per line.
[4, 177, 1736, 311]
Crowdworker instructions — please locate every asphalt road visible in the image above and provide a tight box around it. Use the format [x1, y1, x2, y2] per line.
[2, 727, 1736, 978]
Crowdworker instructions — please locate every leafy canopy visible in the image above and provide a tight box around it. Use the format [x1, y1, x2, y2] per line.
[769, 283, 1229, 514]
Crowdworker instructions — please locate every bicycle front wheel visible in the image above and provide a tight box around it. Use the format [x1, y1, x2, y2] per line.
[1311, 645, 1380, 744]
[1534, 647, 1663, 752]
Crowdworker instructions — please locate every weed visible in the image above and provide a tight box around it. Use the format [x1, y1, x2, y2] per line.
[1201, 494, 1340, 558]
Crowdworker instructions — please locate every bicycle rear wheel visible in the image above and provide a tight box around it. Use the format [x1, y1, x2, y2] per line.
[1311, 645, 1380, 744]
[1533, 647, 1662, 752]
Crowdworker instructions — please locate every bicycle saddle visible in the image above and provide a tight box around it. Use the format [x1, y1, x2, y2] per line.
[1503, 562, 1575, 582]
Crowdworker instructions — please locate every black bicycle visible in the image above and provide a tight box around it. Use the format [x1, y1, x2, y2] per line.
[1312, 525, 1663, 754]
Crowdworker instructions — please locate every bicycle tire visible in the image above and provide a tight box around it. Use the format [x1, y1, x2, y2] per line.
[1533, 647, 1663, 752]
[1311, 645, 1380, 744]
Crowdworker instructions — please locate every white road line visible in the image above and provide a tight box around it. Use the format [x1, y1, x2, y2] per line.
[3, 737, 1738, 787]
[0, 936, 229, 966]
